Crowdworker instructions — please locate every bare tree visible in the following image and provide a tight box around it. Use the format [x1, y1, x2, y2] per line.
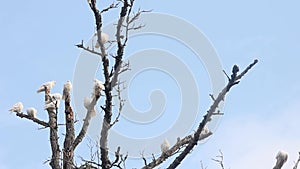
[9, 1, 259, 169]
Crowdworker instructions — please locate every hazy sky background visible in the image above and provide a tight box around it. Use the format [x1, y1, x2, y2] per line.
[1, 0, 300, 169]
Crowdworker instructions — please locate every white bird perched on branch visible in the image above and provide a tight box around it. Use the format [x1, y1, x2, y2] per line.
[62, 80, 72, 100]
[201, 125, 210, 135]
[9, 102, 23, 113]
[95, 32, 109, 48]
[84, 97, 96, 117]
[199, 125, 210, 139]
[51, 93, 62, 101]
[26, 107, 37, 118]
[93, 79, 105, 97]
[273, 150, 288, 169]
[37, 81, 56, 93]
[45, 93, 62, 110]
[161, 139, 170, 153]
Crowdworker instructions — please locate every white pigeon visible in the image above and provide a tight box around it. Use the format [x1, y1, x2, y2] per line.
[26, 107, 37, 118]
[51, 93, 62, 100]
[161, 139, 170, 153]
[45, 93, 62, 110]
[100, 32, 109, 44]
[95, 32, 109, 48]
[273, 150, 288, 169]
[93, 79, 105, 97]
[37, 81, 56, 93]
[62, 80, 72, 100]
[199, 125, 210, 139]
[9, 102, 23, 113]
[84, 97, 96, 117]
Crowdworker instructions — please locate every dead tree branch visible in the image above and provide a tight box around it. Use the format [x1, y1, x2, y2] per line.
[110, 0, 129, 88]
[75, 40, 103, 57]
[88, 0, 141, 168]
[73, 93, 101, 150]
[165, 59, 258, 169]
[111, 146, 122, 168]
[45, 89, 62, 169]
[15, 112, 49, 127]
[63, 92, 75, 169]
[141, 132, 212, 169]
[141, 59, 258, 169]
[88, 0, 113, 168]
[100, 2, 120, 14]
[111, 3, 149, 88]
[78, 159, 101, 169]
[212, 150, 225, 169]
[110, 82, 125, 128]
[200, 161, 207, 169]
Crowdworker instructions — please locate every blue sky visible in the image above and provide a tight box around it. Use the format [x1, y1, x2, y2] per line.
[1, 0, 300, 169]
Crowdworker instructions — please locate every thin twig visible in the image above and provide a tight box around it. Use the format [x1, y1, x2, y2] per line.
[100, 2, 120, 13]
[111, 2, 147, 88]
[110, 82, 126, 128]
[79, 157, 102, 168]
[223, 70, 230, 81]
[212, 150, 225, 169]
[200, 161, 207, 169]
[75, 41, 103, 57]
[293, 152, 300, 169]
[111, 147, 121, 167]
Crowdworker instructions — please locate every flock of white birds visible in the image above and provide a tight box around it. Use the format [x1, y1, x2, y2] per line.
[9, 83, 213, 155]
[9, 79, 105, 119]
[9, 79, 290, 164]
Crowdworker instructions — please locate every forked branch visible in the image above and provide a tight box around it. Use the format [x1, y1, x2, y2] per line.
[212, 150, 226, 169]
